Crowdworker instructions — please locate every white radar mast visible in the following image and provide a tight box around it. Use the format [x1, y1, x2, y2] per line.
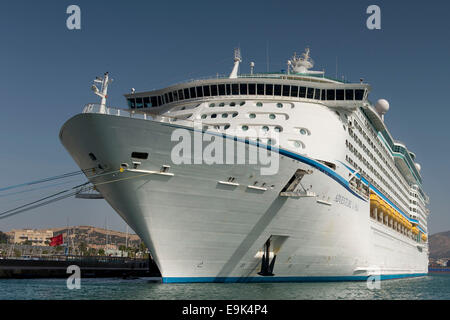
[229, 48, 242, 79]
[288, 48, 324, 75]
[91, 72, 112, 114]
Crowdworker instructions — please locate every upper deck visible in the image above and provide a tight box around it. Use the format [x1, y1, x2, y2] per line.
[124, 72, 370, 111]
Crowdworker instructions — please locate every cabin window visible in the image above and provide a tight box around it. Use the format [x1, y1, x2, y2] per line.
[189, 87, 196, 98]
[299, 87, 306, 98]
[173, 91, 178, 102]
[168, 92, 173, 103]
[262, 126, 269, 132]
[290, 86, 299, 97]
[232, 84, 239, 95]
[274, 84, 282, 96]
[211, 85, 218, 96]
[242, 125, 249, 131]
[196, 86, 203, 97]
[249, 113, 256, 118]
[256, 102, 263, 107]
[128, 98, 135, 109]
[218, 84, 226, 95]
[282, 85, 290, 96]
[150, 96, 158, 107]
[269, 114, 276, 119]
[277, 103, 283, 108]
[265, 84, 273, 95]
[222, 113, 228, 118]
[314, 88, 321, 100]
[345, 89, 354, 100]
[326, 89, 335, 100]
[136, 98, 143, 108]
[239, 101, 245, 106]
[232, 112, 238, 117]
[211, 114, 217, 118]
[257, 83, 265, 95]
[336, 89, 344, 100]
[184, 88, 190, 100]
[248, 83, 256, 95]
[226, 84, 232, 95]
[355, 89, 364, 100]
[307, 88, 314, 99]
[274, 126, 282, 132]
[321, 89, 326, 101]
[178, 90, 184, 100]
[203, 85, 211, 97]
[158, 96, 163, 106]
[240, 83, 248, 95]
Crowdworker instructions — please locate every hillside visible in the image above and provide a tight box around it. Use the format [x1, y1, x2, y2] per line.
[429, 231, 450, 259]
[51, 226, 142, 249]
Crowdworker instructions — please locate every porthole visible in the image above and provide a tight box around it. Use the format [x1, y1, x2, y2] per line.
[222, 113, 228, 118]
[262, 126, 269, 132]
[249, 113, 256, 119]
[211, 114, 217, 118]
[256, 102, 263, 107]
[181, 106, 186, 110]
[269, 114, 276, 119]
[219, 103, 225, 107]
[230, 102, 236, 107]
[224, 124, 230, 130]
[240, 101, 245, 106]
[277, 103, 283, 108]
[232, 112, 238, 118]
[209, 103, 215, 108]
[201, 114, 207, 119]
[300, 128, 307, 135]
[274, 126, 282, 132]
[242, 125, 249, 131]
[213, 125, 220, 130]
[294, 141, 301, 148]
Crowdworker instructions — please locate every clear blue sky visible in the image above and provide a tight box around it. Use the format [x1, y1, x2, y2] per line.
[0, 0, 449, 234]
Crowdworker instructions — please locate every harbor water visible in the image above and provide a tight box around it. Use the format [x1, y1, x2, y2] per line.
[1, 273, 449, 300]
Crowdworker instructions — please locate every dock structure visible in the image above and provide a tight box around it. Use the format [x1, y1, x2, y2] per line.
[0, 255, 161, 279]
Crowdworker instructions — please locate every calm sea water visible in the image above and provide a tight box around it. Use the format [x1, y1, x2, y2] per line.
[1, 274, 449, 300]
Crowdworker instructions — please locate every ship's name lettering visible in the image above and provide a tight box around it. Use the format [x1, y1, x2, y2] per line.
[335, 194, 358, 211]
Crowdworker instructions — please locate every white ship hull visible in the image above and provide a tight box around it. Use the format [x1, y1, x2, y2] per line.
[60, 112, 428, 283]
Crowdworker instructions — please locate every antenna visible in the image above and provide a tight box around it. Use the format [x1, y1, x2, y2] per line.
[336, 56, 338, 79]
[250, 61, 255, 75]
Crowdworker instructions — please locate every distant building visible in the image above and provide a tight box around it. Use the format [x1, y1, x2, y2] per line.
[8, 229, 53, 246]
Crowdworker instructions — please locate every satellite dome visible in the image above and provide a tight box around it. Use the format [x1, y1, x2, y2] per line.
[375, 99, 390, 116]
[415, 163, 421, 172]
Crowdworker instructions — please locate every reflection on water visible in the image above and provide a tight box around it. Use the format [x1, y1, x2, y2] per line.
[1, 274, 449, 300]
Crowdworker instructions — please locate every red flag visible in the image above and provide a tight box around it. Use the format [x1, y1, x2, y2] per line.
[49, 234, 63, 246]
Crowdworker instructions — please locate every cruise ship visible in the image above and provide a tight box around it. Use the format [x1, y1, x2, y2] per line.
[60, 48, 430, 283]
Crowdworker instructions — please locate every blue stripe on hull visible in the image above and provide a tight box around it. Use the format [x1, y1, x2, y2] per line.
[162, 273, 428, 283]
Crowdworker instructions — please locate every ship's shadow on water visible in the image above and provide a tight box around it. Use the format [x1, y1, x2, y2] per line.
[1, 274, 449, 300]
